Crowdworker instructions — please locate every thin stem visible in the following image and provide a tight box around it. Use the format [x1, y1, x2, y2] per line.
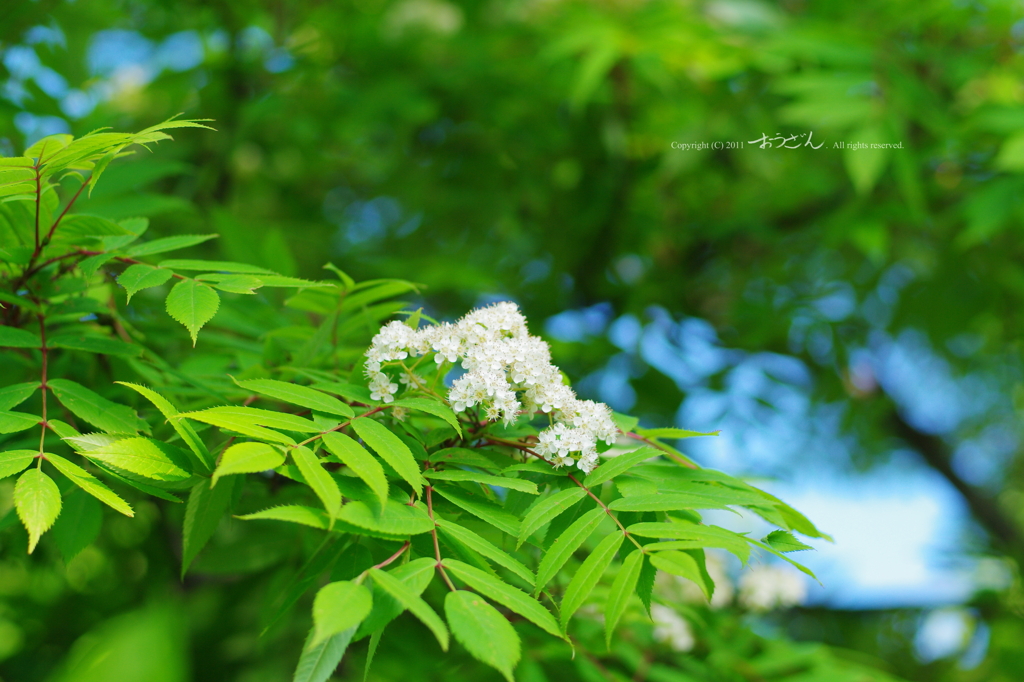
[292, 405, 388, 450]
[625, 431, 697, 469]
[426, 486, 457, 591]
[372, 541, 410, 570]
[568, 473, 644, 552]
[44, 179, 87, 246]
[37, 313, 49, 455]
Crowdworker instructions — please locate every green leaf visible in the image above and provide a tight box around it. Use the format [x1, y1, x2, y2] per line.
[293, 625, 356, 682]
[763, 529, 813, 553]
[425, 469, 538, 495]
[165, 279, 220, 345]
[637, 554, 656, 616]
[51, 490, 101, 563]
[313, 581, 373, 646]
[605, 549, 643, 648]
[117, 263, 174, 302]
[0, 326, 41, 348]
[583, 447, 659, 488]
[628, 522, 751, 563]
[432, 486, 520, 536]
[234, 378, 354, 418]
[351, 418, 426, 497]
[560, 532, 624, 629]
[48, 333, 142, 357]
[176, 408, 295, 445]
[0, 410, 39, 434]
[431, 447, 504, 471]
[116, 382, 213, 473]
[608, 493, 737, 513]
[46, 453, 134, 516]
[322, 432, 388, 508]
[0, 382, 37, 411]
[83, 437, 192, 482]
[15, 468, 61, 553]
[518, 487, 587, 548]
[746, 538, 818, 579]
[160, 259, 277, 274]
[184, 406, 320, 433]
[368, 568, 449, 651]
[436, 518, 535, 586]
[357, 558, 436, 638]
[442, 559, 562, 639]
[182, 477, 236, 576]
[535, 506, 606, 593]
[201, 274, 264, 294]
[293, 446, 342, 521]
[445, 591, 520, 682]
[844, 124, 891, 195]
[238, 505, 329, 530]
[54, 214, 131, 239]
[48, 379, 146, 434]
[213, 442, 285, 486]
[649, 551, 712, 600]
[0, 450, 35, 479]
[391, 397, 462, 436]
[123, 234, 218, 258]
[338, 500, 433, 536]
[635, 428, 720, 439]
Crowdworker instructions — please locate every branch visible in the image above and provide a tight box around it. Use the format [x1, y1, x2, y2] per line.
[891, 409, 1024, 560]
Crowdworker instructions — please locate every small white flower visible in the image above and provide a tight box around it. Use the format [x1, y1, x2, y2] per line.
[651, 605, 696, 652]
[737, 564, 806, 611]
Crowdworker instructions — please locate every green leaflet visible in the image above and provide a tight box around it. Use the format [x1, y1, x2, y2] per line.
[309, 381, 373, 405]
[51, 490, 101, 563]
[560, 532, 624, 629]
[0, 382, 37, 411]
[234, 378, 354, 418]
[607, 493, 739, 513]
[747, 538, 818, 579]
[313, 581, 372, 646]
[535, 506, 606, 594]
[502, 460, 561, 476]
[48, 378, 147, 434]
[368, 568, 449, 651]
[0, 450, 35, 480]
[357, 558, 436, 639]
[48, 333, 141, 358]
[605, 549, 643, 648]
[445, 591, 520, 682]
[238, 505, 330, 530]
[518, 487, 587, 548]
[46, 453, 134, 517]
[123, 233, 218, 258]
[436, 517, 535, 585]
[0, 326, 41, 348]
[763, 529, 814, 553]
[160, 259, 278, 274]
[165, 279, 220, 345]
[187, 405, 320, 433]
[116, 382, 212, 472]
[338, 500, 433, 536]
[432, 486, 520, 536]
[292, 446, 342, 520]
[213, 442, 285, 485]
[425, 469, 538, 495]
[430, 447, 503, 471]
[649, 550, 713, 600]
[117, 263, 173, 302]
[201, 274, 264, 294]
[83, 437, 193, 482]
[390, 397, 462, 436]
[582, 447, 659, 488]
[0, 411, 39, 434]
[442, 559, 562, 639]
[636, 427, 720, 439]
[293, 625, 357, 682]
[351, 418, 425, 497]
[322, 432, 388, 508]
[628, 522, 751, 564]
[15, 468, 61, 554]
[182, 477, 236, 576]
[177, 408, 297, 445]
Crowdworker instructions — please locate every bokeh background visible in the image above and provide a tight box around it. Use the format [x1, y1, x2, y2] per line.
[3, 0, 1024, 680]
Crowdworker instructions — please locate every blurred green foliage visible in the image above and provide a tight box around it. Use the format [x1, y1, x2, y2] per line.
[2, 0, 1024, 680]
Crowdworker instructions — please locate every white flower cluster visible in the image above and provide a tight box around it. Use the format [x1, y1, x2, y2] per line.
[650, 605, 696, 652]
[737, 564, 807, 611]
[364, 302, 618, 473]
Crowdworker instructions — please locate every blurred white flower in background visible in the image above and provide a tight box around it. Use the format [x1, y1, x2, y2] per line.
[651, 605, 696, 652]
[738, 564, 807, 611]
